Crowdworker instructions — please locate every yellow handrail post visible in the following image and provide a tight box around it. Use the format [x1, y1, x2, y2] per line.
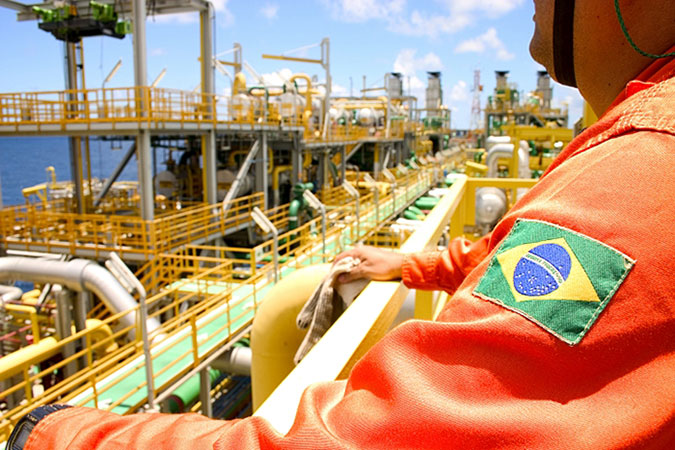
[414, 290, 434, 320]
[190, 315, 199, 369]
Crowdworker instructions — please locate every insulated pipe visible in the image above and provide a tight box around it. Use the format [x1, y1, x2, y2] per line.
[221, 140, 260, 215]
[485, 136, 512, 151]
[0, 257, 161, 334]
[0, 285, 23, 302]
[251, 264, 330, 410]
[211, 346, 252, 376]
[485, 143, 515, 177]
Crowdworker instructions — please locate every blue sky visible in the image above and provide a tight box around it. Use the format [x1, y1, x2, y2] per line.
[0, 0, 583, 128]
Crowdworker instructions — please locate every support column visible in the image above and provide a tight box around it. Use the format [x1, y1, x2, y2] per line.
[132, 0, 153, 220]
[291, 133, 303, 185]
[137, 132, 153, 219]
[199, 367, 213, 418]
[373, 143, 380, 180]
[340, 145, 346, 183]
[64, 42, 84, 214]
[202, 132, 217, 204]
[56, 290, 77, 378]
[201, 3, 217, 204]
[261, 132, 269, 209]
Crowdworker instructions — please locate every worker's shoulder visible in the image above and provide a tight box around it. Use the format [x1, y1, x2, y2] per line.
[595, 76, 675, 145]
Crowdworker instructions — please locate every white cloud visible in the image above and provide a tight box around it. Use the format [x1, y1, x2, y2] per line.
[332, 83, 349, 96]
[323, 0, 405, 22]
[455, 28, 514, 60]
[260, 3, 279, 20]
[438, 0, 524, 17]
[152, 12, 198, 24]
[322, 0, 524, 38]
[393, 49, 443, 78]
[151, 48, 167, 56]
[260, 68, 294, 87]
[389, 10, 471, 38]
[449, 80, 469, 102]
[152, 0, 233, 26]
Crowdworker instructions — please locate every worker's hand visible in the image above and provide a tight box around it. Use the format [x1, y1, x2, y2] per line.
[334, 245, 404, 283]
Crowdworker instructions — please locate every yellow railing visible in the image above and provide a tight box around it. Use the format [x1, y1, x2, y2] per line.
[0, 87, 407, 143]
[254, 175, 538, 433]
[0, 192, 264, 260]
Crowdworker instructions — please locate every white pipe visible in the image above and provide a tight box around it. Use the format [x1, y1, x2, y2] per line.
[211, 346, 251, 376]
[0, 257, 161, 334]
[0, 285, 22, 302]
[485, 135, 511, 151]
[485, 143, 514, 177]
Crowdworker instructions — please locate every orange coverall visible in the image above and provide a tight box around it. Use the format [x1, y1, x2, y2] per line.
[25, 55, 675, 449]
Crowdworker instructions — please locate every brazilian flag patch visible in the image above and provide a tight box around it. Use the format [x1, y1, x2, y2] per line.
[474, 219, 635, 345]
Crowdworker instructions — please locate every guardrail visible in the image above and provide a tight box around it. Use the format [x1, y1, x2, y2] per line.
[0, 192, 264, 261]
[254, 175, 538, 434]
[0, 87, 406, 141]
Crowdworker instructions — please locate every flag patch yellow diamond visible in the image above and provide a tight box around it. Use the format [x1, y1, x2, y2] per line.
[474, 219, 635, 344]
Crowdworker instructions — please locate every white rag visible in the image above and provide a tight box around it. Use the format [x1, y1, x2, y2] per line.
[294, 257, 368, 364]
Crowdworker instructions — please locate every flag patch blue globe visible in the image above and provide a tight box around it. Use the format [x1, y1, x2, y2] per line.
[513, 243, 572, 296]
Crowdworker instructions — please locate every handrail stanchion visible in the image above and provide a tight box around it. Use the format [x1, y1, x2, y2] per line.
[105, 252, 158, 412]
[363, 173, 379, 226]
[341, 181, 360, 243]
[302, 190, 327, 262]
[382, 168, 397, 215]
[251, 207, 279, 283]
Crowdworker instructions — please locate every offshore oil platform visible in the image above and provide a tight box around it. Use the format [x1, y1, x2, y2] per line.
[0, 0, 579, 442]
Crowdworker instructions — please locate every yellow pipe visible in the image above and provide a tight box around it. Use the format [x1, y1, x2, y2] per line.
[273, 165, 292, 192]
[303, 149, 312, 169]
[21, 184, 47, 204]
[0, 319, 116, 381]
[20, 289, 41, 305]
[232, 72, 247, 95]
[4, 304, 41, 344]
[46, 166, 56, 184]
[249, 87, 283, 97]
[228, 148, 274, 173]
[289, 73, 314, 127]
[289, 73, 313, 115]
[251, 264, 330, 410]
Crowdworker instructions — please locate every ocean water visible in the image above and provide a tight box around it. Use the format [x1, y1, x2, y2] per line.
[0, 137, 139, 207]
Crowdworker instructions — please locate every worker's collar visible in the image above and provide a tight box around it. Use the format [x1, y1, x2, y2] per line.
[606, 45, 675, 113]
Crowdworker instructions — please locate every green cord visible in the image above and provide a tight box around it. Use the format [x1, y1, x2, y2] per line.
[614, 0, 675, 58]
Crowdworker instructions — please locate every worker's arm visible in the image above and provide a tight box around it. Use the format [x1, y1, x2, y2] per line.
[334, 234, 491, 293]
[401, 234, 491, 292]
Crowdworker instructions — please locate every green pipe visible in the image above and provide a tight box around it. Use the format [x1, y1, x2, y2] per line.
[168, 368, 221, 413]
[415, 196, 439, 210]
[407, 205, 425, 217]
[288, 199, 302, 231]
[403, 210, 422, 221]
[248, 86, 269, 103]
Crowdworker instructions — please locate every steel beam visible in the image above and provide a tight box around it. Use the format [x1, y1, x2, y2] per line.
[0, 0, 30, 13]
[94, 142, 136, 207]
[17, 0, 209, 21]
[221, 140, 259, 214]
